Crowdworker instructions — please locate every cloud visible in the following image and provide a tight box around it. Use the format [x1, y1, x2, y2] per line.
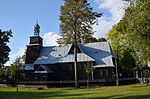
[43, 32, 60, 46]
[5, 47, 26, 66]
[93, 0, 127, 38]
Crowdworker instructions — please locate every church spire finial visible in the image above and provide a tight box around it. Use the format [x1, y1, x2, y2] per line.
[34, 18, 40, 36]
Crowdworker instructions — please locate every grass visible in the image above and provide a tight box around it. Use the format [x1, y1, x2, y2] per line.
[0, 84, 150, 99]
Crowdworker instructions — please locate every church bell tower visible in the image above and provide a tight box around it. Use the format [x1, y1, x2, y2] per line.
[25, 22, 43, 64]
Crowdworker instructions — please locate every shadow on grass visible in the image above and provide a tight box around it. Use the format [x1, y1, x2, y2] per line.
[131, 84, 150, 88]
[86, 94, 150, 99]
[1, 90, 150, 99]
[0, 91, 93, 99]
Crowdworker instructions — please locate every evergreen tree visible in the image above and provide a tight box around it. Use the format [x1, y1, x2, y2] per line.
[58, 0, 101, 88]
[0, 29, 12, 67]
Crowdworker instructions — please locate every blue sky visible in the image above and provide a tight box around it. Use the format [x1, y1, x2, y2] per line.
[0, 0, 125, 65]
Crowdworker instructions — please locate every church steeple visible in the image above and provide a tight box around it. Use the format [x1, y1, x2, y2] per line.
[34, 19, 40, 36]
[25, 21, 43, 64]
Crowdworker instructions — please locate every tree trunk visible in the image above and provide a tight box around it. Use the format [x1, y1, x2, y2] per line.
[87, 74, 89, 89]
[74, 44, 78, 88]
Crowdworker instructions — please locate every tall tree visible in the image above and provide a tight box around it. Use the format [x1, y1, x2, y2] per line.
[57, 0, 101, 88]
[120, 0, 150, 66]
[107, 24, 128, 56]
[107, 0, 150, 68]
[107, 19, 139, 77]
[0, 29, 12, 67]
[9, 57, 23, 81]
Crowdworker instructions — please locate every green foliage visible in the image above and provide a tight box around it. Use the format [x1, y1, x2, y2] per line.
[97, 37, 107, 42]
[0, 68, 5, 81]
[7, 64, 17, 81]
[1, 57, 23, 81]
[107, 0, 150, 69]
[84, 37, 97, 43]
[21, 50, 26, 64]
[83, 62, 94, 89]
[107, 24, 128, 56]
[119, 49, 135, 74]
[0, 68, 5, 76]
[119, 0, 150, 65]
[57, 0, 102, 44]
[84, 37, 107, 43]
[0, 29, 12, 67]
[107, 18, 135, 75]
[83, 62, 93, 74]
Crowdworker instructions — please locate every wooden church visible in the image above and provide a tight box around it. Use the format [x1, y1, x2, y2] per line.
[20, 23, 117, 82]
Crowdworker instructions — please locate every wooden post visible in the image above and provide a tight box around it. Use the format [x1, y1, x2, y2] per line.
[91, 62, 94, 80]
[115, 58, 119, 86]
[16, 65, 19, 92]
[141, 70, 144, 83]
[92, 71, 94, 80]
[87, 74, 89, 89]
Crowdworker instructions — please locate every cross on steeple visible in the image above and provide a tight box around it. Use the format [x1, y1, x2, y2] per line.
[34, 18, 40, 36]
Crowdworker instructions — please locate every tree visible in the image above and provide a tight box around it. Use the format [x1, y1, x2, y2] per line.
[97, 37, 107, 42]
[6, 57, 23, 82]
[119, 0, 150, 66]
[57, 0, 101, 88]
[84, 37, 107, 43]
[7, 64, 16, 81]
[107, 0, 150, 69]
[107, 21, 136, 77]
[21, 50, 26, 64]
[83, 62, 93, 89]
[84, 37, 98, 43]
[0, 29, 12, 67]
[12, 57, 23, 92]
[0, 68, 5, 81]
[107, 24, 128, 56]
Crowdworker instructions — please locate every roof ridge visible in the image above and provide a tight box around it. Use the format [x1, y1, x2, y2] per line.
[80, 41, 108, 45]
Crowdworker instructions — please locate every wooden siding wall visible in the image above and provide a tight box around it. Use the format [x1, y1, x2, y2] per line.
[22, 64, 115, 81]
[94, 68, 115, 80]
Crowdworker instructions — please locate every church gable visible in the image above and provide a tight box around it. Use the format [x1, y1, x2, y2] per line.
[68, 44, 82, 54]
[34, 65, 53, 73]
[79, 42, 115, 67]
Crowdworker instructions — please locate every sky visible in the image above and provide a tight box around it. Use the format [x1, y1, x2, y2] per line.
[0, 0, 126, 65]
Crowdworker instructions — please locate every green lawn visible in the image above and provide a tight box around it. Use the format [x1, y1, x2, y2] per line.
[0, 84, 150, 99]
